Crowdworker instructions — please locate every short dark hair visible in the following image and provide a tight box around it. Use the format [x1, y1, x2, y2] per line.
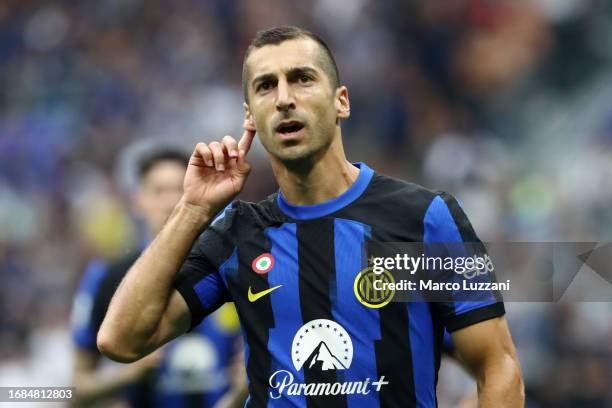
[242, 26, 340, 103]
[137, 148, 189, 181]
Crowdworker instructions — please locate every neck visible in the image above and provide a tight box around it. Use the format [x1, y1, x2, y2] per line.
[270, 131, 360, 206]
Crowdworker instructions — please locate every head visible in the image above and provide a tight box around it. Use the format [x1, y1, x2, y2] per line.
[242, 26, 350, 164]
[134, 149, 188, 235]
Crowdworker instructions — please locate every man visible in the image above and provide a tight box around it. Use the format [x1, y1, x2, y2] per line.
[98, 26, 524, 407]
[71, 148, 242, 407]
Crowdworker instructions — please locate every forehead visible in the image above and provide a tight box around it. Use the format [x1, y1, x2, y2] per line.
[246, 37, 324, 80]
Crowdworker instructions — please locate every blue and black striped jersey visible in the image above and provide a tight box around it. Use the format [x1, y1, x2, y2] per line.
[174, 162, 504, 408]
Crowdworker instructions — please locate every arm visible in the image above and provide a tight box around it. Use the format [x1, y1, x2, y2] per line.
[97, 205, 210, 362]
[451, 316, 525, 408]
[98, 127, 255, 362]
[71, 349, 161, 406]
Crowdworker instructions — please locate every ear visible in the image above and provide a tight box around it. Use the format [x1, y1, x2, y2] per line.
[243, 102, 256, 131]
[335, 86, 350, 120]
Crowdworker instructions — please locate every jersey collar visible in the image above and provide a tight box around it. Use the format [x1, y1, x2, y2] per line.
[276, 162, 374, 220]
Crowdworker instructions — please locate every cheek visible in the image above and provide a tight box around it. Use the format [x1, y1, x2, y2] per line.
[253, 110, 275, 140]
[311, 100, 336, 128]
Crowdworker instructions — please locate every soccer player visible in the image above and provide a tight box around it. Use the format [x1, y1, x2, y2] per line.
[98, 26, 524, 407]
[71, 148, 242, 407]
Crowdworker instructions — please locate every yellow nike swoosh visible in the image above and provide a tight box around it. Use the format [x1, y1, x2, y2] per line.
[248, 285, 283, 302]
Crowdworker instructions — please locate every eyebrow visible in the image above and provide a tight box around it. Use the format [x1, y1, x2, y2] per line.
[251, 66, 319, 88]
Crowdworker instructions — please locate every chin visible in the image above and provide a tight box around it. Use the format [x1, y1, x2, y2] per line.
[274, 146, 323, 167]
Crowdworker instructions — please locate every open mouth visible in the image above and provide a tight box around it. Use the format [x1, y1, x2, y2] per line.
[276, 121, 305, 134]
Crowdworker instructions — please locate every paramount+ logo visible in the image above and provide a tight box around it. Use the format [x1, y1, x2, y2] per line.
[353, 266, 395, 309]
[268, 319, 389, 399]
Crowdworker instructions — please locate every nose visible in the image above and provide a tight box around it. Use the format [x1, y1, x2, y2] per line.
[275, 79, 295, 112]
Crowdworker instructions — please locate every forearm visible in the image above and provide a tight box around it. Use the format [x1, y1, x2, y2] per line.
[98, 199, 211, 361]
[213, 385, 249, 408]
[72, 366, 143, 406]
[476, 354, 524, 408]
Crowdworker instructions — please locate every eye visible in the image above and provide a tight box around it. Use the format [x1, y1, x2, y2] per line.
[299, 75, 312, 84]
[257, 81, 273, 92]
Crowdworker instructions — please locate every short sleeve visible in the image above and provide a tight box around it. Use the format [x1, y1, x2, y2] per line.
[423, 192, 505, 332]
[71, 260, 109, 352]
[174, 204, 237, 330]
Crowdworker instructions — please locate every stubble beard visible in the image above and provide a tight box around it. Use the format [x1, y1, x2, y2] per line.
[268, 122, 336, 171]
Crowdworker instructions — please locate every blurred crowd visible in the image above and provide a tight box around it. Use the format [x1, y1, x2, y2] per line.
[1, 0, 612, 406]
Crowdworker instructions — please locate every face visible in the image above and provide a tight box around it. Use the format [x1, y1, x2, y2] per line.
[244, 38, 349, 163]
[135, 160, 185, 235]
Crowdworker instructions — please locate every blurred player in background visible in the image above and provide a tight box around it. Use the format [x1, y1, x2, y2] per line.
[71, 147, 244, 407]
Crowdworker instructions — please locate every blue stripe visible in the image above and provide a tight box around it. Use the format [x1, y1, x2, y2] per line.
[72, 259, 108, 350]
[156, 391, 183, 408]
[277, 163, 374, 220]
[423, 196, 496, 315]
[407, 302, 436, 407]
[332, 218, 380, 408]
[424, 196, 462, 243]
[194, 272, 229, 311]
[194, 248, 237, 311]
[442, 330, 455, 354]
[265, 223, 306, 408]
[241, 330, 251, 393]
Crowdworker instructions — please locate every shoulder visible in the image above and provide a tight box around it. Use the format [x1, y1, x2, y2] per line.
[191, 195, 283, 253]
[356, 171, 443, 217]
[224, 194, 285, 228]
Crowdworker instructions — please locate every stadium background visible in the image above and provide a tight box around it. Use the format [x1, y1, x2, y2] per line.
[1, 0, 611, 406]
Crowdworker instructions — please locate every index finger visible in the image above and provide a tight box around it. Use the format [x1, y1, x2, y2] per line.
[238, 128, 256, 154]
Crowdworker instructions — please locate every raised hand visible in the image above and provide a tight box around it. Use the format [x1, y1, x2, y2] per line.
[182, 123, 256, 219]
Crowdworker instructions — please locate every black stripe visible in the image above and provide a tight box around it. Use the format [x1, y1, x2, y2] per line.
[297, 220, 347, 408]
[432, 306, 444, 404]
[445, 302, 506, 332]
[229, 226, 274, 407]
[439, 192, 480, 242]
[374, 302, 416, 407]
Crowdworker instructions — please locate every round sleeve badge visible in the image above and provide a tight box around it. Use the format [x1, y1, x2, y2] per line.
[252, 253, 275, 274]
